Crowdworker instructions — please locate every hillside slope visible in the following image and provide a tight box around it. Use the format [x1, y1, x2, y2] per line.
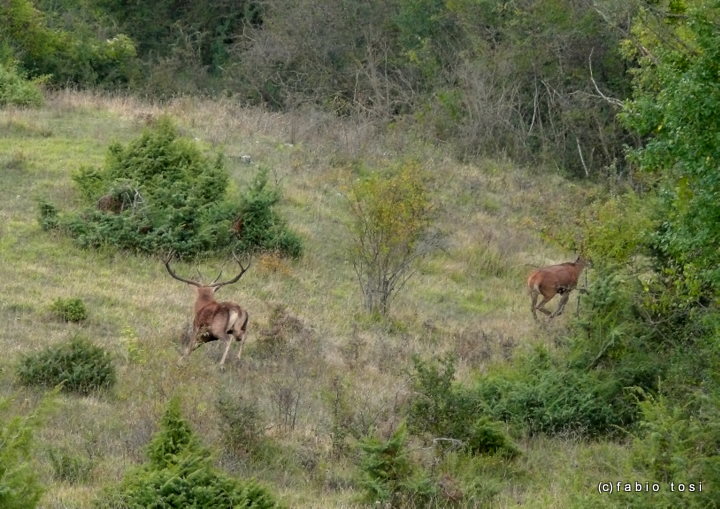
[0, 91, 623, 508]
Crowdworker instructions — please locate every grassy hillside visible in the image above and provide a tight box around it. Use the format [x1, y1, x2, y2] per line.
[1, 91, 629, 507]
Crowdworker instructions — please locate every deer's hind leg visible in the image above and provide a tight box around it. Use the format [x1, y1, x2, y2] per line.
[550, 291, 571, 318]
[530, 290, 540, 320]
[178, 329, 203, 365]
[219, 335, 234, 368]
[235, 313, 249, 361]
[535, 294, 554, 317]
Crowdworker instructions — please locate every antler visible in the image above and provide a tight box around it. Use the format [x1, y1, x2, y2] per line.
[209, 252, 251, 289]
[163, 251, 202, 287]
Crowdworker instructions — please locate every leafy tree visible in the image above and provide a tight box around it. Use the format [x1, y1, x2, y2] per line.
[621, 0, 720, 304]
[0, 61, 43, 106]
[345, 160, 436, 315]
[0, 0, 138, 86]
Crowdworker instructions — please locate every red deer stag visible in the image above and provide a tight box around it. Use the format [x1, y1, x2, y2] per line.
[527, 256, 588, 320]
[164, 254, 251, 367]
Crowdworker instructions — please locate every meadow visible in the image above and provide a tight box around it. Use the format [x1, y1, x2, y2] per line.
[1, 91, 632, 508]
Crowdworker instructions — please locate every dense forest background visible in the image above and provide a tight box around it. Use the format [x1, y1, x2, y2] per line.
[3, 0, 639, 172]
[2, 0, 720, 507]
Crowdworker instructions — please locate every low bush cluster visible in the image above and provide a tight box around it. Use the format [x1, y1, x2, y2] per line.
[408, 356, 519, 454]
[408, 350, 639, 441]
[17, 337, 115, 395]
[50, 297, 88, 322]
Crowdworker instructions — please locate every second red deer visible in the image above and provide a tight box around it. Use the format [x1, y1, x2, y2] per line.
[527, 256, 588, 320]
[164, 254, 250, 367]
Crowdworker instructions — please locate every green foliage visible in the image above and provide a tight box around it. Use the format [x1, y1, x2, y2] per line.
[0, 0, 139, 86]
[346, 160, 435, 315]
[50, 297, 88, 322]
[71, 166, 107, 202]
[622, 0, 720, 301]
[465, 418, 520, 458]
[545, 191, 657, 266]
[0, 395, 53, 509]
[235, 168, 303, 258]
[358, 422, 435, 506]
[17, 336, 116, 395]
[146, 398, 201, 469]
[474, 363, 639, 437]
[60, 118, 298, 258]
[97, 397, 283, 509]
[48, 447, 93, 483]
[408, 356, 519, 456]
[615, 391, 720, 508]
[37, 200, 59, 231]
[0, 62, 43, 106]
[409, 351, 639, 439]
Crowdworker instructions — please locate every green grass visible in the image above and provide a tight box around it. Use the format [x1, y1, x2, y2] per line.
[0, 91, 632, 508]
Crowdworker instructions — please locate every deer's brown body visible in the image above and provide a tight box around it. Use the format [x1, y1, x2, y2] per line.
[165, 256, 250, 367]
[527, 256, 587, 320]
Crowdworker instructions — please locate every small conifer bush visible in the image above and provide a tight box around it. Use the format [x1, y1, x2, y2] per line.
[50, 297, 88, 322]
[358, 423, 435, 506]
[0, 395, 51, 509]
[97, 398, 283, 508]
[17, 337, 115, 395]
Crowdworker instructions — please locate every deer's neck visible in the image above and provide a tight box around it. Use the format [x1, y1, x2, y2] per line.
[194, 287, 217, 312]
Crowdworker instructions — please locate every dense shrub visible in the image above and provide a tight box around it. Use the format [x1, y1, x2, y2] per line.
[0, 62, 43, 106]
[97, 398, 282, 508]
[61, 118, 301, 259]
[358, 423, 435, 507]
[409, 352, 639, 440]
[50, 297, 88, 322]
[465, 418, 520, 458]
[235, 168, 303, 258]
[474, 365, 639, 437]
[17, 337, 116, 395]
[37, 200, 59, 231]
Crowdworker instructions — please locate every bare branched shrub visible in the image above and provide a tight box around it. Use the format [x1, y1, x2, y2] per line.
[271, 383, 301, 434]
[345, 160, 438, 315]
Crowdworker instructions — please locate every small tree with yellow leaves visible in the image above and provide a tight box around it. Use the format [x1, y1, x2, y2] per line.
[346, 161, 435, 315]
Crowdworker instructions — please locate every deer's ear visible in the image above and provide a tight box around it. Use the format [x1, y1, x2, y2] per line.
[212, 286, 221, 294]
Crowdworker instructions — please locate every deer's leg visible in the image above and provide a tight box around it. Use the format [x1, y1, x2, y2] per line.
[177, 334, 200, 365]
[535, 295, 554, 317]
[219, 335, 233, 367]
[236, 331, 248, 361]
[551, 292, 571, 318]
[236, 314, 249, 361]
[530, 290, 540, 320]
